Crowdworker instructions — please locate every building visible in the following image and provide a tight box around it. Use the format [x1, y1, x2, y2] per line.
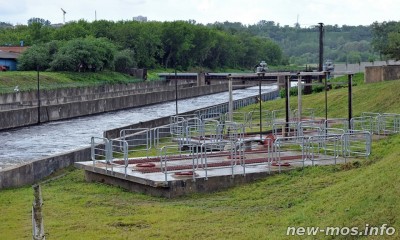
[0, 46, 28, 71]
[132, 16, 147, 22]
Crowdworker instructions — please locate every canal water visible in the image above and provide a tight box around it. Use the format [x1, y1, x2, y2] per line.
[0, 85, 278, 169]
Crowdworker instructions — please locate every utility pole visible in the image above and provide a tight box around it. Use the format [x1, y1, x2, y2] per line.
[318, 23, 324, 76]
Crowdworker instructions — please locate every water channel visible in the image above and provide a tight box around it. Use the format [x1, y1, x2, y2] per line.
[0, 85, 278, 169]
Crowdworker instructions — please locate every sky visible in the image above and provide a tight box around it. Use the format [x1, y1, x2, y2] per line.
[1, 0, 399, 27]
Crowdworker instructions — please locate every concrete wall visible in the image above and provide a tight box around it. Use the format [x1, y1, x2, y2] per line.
[334, 60, 400, 74]
[0, 80, 199, 106]
[0, 147, 91, 189]
[0, 83, 229, 130]
[83, 169, 275, 198]
[365, 65, 400, 83]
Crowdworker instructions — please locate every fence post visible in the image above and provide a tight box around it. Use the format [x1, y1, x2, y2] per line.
[32, 184, 45, 240]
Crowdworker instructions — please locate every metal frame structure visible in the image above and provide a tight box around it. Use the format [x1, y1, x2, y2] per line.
[90, 108, 397, 184]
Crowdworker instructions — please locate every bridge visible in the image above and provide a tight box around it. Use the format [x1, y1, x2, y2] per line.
[160, 70, 356, 142]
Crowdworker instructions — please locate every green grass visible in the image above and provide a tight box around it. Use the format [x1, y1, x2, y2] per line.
[0, 71, 144, 93]
[1, 134, 399, 239]
[245, 74, 400, 119]
[1, 77, 400, 239]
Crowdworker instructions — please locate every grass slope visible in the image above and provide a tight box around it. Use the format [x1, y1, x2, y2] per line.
[1, 77, 400, 239]
[0, 71, 142, 93]
[252, 74, 400, 117]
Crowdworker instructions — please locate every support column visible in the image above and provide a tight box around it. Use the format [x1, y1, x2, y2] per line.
[285, 75, 290, 137]
[197, 72, 206, 86]
[228, 75, 233, 122]
[325, 72, 329, 131]
[297, 74, 302, 121]
[259, 74, 263, 140]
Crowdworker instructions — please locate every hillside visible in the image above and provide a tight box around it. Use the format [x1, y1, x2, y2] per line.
[0, 71, 142, 94]
[0, 78, 399, 239]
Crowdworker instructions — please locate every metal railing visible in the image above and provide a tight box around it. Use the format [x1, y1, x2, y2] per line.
[88, 109, 394, 183]
[378, 113, 400, 135]
[350, 116, 373, 133]
[305, 134, 341, 165]
[91, 137, 110, 164]
[109, 139, 129, 176]
[120, 128, 151, 158]
[272, 136, 306, 172]
[342, 130, 372, 158]
[272, 122, 298, 138]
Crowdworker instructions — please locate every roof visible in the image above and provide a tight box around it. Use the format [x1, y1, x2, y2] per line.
[0, 50, 19, 59]
[0, 46, 28, 54]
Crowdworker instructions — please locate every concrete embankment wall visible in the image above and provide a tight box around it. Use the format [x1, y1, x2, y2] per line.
[0, 83, 229, 130]
[0, 80, 198, 106]
[0, 148, 91, 189]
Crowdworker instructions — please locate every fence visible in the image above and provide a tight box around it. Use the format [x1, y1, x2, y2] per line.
[90, 111, 399, 184]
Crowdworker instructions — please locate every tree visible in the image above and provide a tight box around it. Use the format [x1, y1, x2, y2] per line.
[27, 22, 54, 44]
[52, 20, 91, 41]
[387, 31, 400, 60]
[50, 37, 116, 72]
[17, 44, 51, 70]
[27, 18, 51, 26]
[0, 22, 13, 28]
[114, 49, 136, 72]
[162, 21, 195, 69]
[371, 21, 400, 59]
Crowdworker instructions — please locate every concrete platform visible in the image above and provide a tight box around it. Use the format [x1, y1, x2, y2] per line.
[75, 148, 347, 198]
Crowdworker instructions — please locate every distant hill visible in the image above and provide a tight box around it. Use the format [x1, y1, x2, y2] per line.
[209, 21, 377, 65]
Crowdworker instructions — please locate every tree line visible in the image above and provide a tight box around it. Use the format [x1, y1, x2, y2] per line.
[211, 21, 379, 65]
[370, 21, 400, 61]
[0, 19, 283, 72]
[1, 18, 399, 72]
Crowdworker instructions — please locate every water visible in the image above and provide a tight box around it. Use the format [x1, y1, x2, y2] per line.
[0, 85, 278, 169]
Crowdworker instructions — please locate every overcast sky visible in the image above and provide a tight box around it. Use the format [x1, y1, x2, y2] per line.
[1, 0, 399, 27]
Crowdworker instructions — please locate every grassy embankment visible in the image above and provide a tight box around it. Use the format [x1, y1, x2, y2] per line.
[0, 75, 400, 239]
[0, 67, 300, 94]
[0, 70, 172, 94]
